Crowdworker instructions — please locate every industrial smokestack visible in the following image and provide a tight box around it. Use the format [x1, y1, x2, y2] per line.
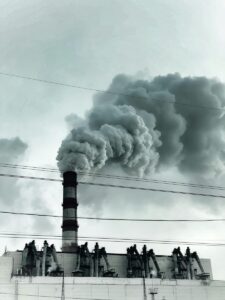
[62, 171, 78, 252]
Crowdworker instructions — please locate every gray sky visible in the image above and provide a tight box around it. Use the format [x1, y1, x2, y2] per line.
[1, 0, 225, 279]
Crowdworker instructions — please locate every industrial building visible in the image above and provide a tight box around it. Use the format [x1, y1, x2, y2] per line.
[0, 171, 225, 299]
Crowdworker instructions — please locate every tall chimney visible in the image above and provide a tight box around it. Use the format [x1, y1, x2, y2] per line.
[62, 171, 78, 252]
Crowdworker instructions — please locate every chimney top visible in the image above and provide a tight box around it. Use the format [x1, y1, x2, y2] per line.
[63, 171, 77, 186]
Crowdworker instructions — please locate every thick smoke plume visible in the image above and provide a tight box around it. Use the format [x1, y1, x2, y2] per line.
[57, 73, 225, 178]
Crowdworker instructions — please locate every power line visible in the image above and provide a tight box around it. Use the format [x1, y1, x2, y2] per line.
[85, 181, 225, 198]
[0, 162, 58, 173]
[0, 232, 225, 247]
[1, 162, 225, 192]
[1, 172, 225, 199]
[1, 209, 225, 223]
[0, 71, 224, 112]
[0, 172, 60, 182]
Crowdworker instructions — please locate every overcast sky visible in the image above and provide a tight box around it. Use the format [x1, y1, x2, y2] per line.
[1, 0, 225, 279]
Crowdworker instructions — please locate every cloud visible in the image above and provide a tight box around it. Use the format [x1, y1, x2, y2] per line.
[0, 137, 27, 163]
[0, 137, 27, 230]
[0, 137, 56, 236]
[0, 137, 27, 206]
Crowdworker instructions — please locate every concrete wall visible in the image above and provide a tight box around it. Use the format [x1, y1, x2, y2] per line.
[5, 251, 213, 279]
[0, 256, 13, 282]
[0, 276, 224, 300]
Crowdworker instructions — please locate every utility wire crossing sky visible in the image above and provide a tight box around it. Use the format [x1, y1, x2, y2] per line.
[1, 209, 225, 222]
[1, 172, 225, 199]
[0, 71, 225, 112]
[1, 162, 225, 191]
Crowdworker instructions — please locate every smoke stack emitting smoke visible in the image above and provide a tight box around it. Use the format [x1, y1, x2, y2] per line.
[62, 171, 78, 252]
[57, 73, 225, 178]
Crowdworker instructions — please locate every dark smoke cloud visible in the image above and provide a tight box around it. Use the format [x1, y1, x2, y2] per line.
[57, 73, 225, 178]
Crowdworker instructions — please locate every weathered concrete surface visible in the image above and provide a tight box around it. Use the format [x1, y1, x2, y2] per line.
[0, 277, 223, 300]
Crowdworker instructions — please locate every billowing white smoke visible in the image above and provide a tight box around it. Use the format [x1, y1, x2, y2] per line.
[57, 73, 225, 178]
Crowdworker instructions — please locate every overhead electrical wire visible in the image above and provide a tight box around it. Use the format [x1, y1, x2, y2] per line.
[0, 232, 225, 247]
[0, 172, 61, 182]
[0, 172, 225, 199]
[79, 181, 225, 198]
[0, 209, 225, 223]
[0, 162, 58, 173]
[1, 162, 225, 191]
[0, 71, 224, 112]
